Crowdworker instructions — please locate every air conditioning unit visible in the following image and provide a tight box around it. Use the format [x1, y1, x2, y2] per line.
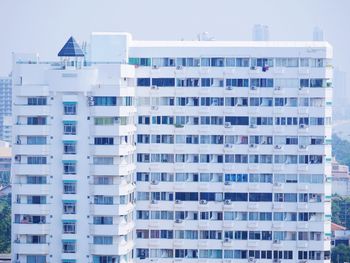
[175, 219, 183, 223]
[151, 85, 158, 90]
[176, 66, 183, 70]
[224, 122, 231, 128]
[299, 124, 307, 129]
[150, 180, 159, 185]
[274, 145, 282, 149]
[224, 182, 232, 186]
[250, 66, 257, 70]
[274, 86, 281, 90]
[249, 124, 257, 128]
[152, 65, 159, 69]
[273, 260, 281, 263]
[224, 199, 232, 205]
[273, 182, 282, 187]
[151, 200, 158, 204]
[250, 86, 257, 90]
[226, 86, 233, 90]
[248, 257, 256, 263]
[175, 200, 182, 204]
[199, 199, 208, 204]
[151, 106, 159, 110]
[299, 145, 307, 149]
[224, 144, 233, 148]
[249, 144, 257, 148]
[273, 239, 281, 244]
[224, 238, 231, 242]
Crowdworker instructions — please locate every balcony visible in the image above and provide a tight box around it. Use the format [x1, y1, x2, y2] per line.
[14, 124, 50, 136]
[90, 202, 134, 216]
[12, 203, 50, 214]
[89, 241, 133, 256]
[17, 85, 49, 96]
[90, 144, 135, 156]
[92, 125, 136, 136]
[14, 144, 50, 155]
[13, 163, 50, 175]
[15, 105, 50, 116]
[13, 223, 50, 235]
[90, 106, 136, 117]
[13, 183, 50, 195]
[14, 243, 49, 254]
[90, 163, 136, 176]
[90, 221, 134, 236]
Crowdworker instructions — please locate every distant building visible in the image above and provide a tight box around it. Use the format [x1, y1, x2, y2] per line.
[333, 69, 348, 120]
[252, 24, 269, 41]
[313, 27, 324, 41]
[0, 77, 12, 142]
[331, 222, 350, 247]
[0, 140, 11, 187]
[332, 159, 350, 196]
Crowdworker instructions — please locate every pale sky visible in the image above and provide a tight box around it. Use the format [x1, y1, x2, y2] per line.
[0, 0, 349, 77]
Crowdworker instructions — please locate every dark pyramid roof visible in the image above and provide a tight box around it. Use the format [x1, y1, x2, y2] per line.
[58, 36, 84, 57]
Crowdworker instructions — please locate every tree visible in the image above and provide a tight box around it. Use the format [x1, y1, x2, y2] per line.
[332, 134, 350, 167]
[332, 195, 350, 229]
[332, 244, 350, 263]
[0, 195, 11, 253]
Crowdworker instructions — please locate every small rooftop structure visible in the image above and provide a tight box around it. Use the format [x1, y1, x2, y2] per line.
[58, 36, 84, 57]
[332, 222, 347, 231]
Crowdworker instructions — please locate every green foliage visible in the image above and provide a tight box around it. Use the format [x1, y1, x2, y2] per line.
[332, 134, 350, 167]
[332, 195, 350, 229]
[0, 195, 11, 253]
[332, 244, 350, 263]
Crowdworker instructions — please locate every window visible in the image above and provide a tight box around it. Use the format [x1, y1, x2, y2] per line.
[27, 176, 47, 184]
[93, 157, 113, 165]
[94, 137, 114, 145]
[93, 216, 113, 225]
[63, 221, 76, 234]
[93, 256, 120, 263]
[28, 97, 47, 105]
[63, 122, 76, 135]
[27, 156, 47, 164]
[27, 196, 46, 204]
[63, 161, 76, 174]
[27, 255, 46, 263]
[62, 240, 76, 253]
[63, 102, 77, 115]
[93, 236, 113, 245]
[63, 141, 77, 154]
[137, 78, 151, 86]
[94, 195, 113, 205]
[63, 181, 77, 194]
[63, 201, 76, 214]
[27, 116, 46, 125]
[93, 97, 117, 106]
[27, 136, 47, 145]
[152, 78, 175, 87]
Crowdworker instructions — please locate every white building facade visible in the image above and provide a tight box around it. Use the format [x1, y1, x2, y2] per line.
[0, 77, 12, 142]
[12, 33, 332, 263]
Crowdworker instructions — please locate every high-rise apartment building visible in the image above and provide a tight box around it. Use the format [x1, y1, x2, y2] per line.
[252, 24, 270, 41]
[0, 77, 12, 142]
[12, 33, 332, 263]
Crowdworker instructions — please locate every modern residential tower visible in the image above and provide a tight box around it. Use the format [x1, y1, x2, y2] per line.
[12, 33, 332, 263]
[0, 77, 12, 142]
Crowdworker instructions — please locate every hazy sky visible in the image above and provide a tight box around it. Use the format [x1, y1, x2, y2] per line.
[0, 0, 349, 77]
